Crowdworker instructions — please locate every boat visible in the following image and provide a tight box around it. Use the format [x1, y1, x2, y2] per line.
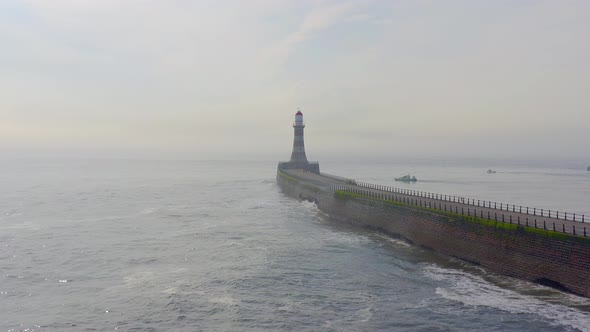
[395, 174, 417, 182]
[487, 169, 496, 174]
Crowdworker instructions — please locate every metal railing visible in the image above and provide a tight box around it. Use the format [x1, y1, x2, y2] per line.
[279, 167, 586, 230]
[328, 183, 588, 237]
[353, 180, 585, 223]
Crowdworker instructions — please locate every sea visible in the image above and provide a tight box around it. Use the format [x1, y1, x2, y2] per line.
[1, 157, 589, 331]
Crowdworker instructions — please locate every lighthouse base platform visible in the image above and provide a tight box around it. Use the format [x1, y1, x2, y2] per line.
[277, 161, 320, 174]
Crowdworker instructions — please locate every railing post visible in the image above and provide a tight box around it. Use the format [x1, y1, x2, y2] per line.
[533, 208, 536, 216]
[573, 225, 576, 235]
[543, 220, 546, 230]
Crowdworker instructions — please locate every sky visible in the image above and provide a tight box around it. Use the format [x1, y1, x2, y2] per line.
[1, 0, 589, 161]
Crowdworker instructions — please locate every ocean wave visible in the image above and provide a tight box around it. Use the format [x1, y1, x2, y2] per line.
[424, 265, 590, 332]
[140, 207, 159, 215]
[208, 295, 240, 307]
[374, 233, 412, 248]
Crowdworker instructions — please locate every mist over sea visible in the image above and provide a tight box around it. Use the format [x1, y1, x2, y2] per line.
[1, 158, 589, 331]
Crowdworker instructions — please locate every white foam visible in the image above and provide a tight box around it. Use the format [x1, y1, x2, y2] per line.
[123, 270, 156, 287]
[424, 265, 590, 331]
[161, 287, 178, 294]
[375, 234, 412, 248]
[354, 306, 373, 322]
[299, 200, 320, 214]
[208, 295, 240, 306]
[0, 222, 40, 231]
[140, 207, 158, 215]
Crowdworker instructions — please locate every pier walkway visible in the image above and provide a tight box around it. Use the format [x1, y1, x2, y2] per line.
[283, 169, 588, 237]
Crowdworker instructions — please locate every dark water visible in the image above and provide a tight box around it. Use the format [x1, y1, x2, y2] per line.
[1, 159, 589, 331]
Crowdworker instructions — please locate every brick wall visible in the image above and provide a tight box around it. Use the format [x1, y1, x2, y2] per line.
[277, 173, 590, 297]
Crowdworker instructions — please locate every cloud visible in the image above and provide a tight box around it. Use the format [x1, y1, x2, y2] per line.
[1, 0, 588, 159]
[263, 1, 368, 67]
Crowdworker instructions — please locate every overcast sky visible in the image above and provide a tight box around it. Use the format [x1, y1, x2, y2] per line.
[1, 0, 588, 160]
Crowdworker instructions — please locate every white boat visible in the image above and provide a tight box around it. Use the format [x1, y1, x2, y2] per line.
[395, 174, 417, 182]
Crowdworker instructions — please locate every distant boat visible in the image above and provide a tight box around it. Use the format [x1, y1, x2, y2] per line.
[395, 174, 417, 182]
[487, 169, 496, 174]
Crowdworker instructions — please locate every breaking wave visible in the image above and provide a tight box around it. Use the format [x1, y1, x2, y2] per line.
[424, 265, 590, 332]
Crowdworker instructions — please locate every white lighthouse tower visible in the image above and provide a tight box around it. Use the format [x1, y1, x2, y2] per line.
[290, 110, 308, 165]
[279, 109, 320, 174]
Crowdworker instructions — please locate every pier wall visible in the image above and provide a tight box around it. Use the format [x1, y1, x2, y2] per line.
[277, 170, 590, 297]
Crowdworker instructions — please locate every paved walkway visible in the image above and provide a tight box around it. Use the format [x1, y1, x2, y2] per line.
[284, 169, 589, 237]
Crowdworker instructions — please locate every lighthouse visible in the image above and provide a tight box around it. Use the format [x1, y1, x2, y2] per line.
[290, 110, 308, 165]
[278, 109, 320, 174]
